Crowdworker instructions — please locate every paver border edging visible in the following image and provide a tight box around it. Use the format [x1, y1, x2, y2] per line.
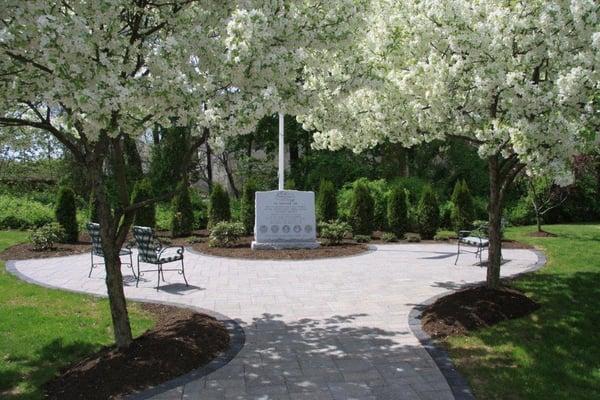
[407, 249, 547, 400]
[4, 260, 245, 400]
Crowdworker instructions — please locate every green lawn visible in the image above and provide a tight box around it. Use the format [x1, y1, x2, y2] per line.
[445, 224, 600, 400]
[0, 231, 155, 400]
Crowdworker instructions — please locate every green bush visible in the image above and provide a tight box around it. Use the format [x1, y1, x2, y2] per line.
[0, 195, 53, 229]
[349, 181, 374, 235]
[209, 221, 244, 248]
[354, 234, 371, 243]
[381, 232, 398, 242]
[434, 230, 456, 241]
[55, 186, 78, 243]
[190, 189, 208, 229]
[208, 183, 231, 228]
[131, 179, 156, 228]
[439, 200, 454, 230]
[240, 180, 258, 235]
[29, 223, 65, 251]
[338, 178, 387, 230]
[417, 185, 440, 240]
[405, 232, 421, 242]
[316, 180, 338, 222]
[387, 187, 408, 237]
[450, 180, 475, 232]
[171, 182, 194, 238]
[508, 198, 535, 226]
[318, 220, 351, 245]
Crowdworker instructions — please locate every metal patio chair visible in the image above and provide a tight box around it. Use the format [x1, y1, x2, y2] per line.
[132, 225, 188, 290]
[86, 222, 135, 278]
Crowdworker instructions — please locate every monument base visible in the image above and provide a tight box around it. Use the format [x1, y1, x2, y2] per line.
[251, 241, 320, 250]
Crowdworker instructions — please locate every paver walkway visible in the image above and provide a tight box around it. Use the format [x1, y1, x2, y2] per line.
[9, 244, 540, 400]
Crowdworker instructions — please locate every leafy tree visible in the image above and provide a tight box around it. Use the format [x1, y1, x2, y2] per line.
[450, 180, 474, 232]
[208, 183, 231, 229]
[149, 126, 192, 197]
[316, 180, 337, 222]
[417, 186, 440, 240]
[131, 179, 155, 228]
[387, 187, 408, 237]
[349, 181, 374, 235]
[240, 180, 258, 235]
[171, 181, 195, 237]
[55, 185, 78, 243]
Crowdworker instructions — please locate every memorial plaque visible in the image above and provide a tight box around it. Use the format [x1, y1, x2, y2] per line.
[252, 190, 319, 250]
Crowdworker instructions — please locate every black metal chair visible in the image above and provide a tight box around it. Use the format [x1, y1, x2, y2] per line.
[454, 229, 489, 265]
[86, 222, 135, 278]
[132, 226, 188, 290]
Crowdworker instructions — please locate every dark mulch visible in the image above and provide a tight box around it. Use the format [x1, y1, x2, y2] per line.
[43, 303, 230, 400]
[421, 285, 540, 338]
[527, 230, 558, 237]
[0, 240, 91, 260]
[191, 237, 370, 260]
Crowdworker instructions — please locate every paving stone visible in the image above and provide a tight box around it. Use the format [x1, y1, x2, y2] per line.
[10, 244, 540, 400]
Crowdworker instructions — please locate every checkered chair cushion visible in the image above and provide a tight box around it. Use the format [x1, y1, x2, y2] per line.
[460, 236, 489, 247]
[132, 226, 160, 263]
[86, 222, 131, 256]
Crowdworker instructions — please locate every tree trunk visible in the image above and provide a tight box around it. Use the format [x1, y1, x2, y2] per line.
[486, 156, 503, 288]
[206, 143, 213, 192]
[90, 160, 133, 349]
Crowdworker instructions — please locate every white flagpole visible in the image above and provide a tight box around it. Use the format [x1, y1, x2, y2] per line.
[278, 112, 285, 190]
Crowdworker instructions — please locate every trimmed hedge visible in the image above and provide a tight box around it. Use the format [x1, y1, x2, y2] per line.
[417, 185, 440, 240]
[349, 181, 374, 235]
[208, 183, 231, 228]
[240, 180, 257, 235]
[387, 187, 408, 237]
[316, 179, 337, 222]
[171, 182, 194, 238]
[55, 186, 78, 243]
[132, 179, 156, 228]
[450, 179, 475, 232]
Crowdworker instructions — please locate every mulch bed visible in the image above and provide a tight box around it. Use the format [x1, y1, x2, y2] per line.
[421, 285, 540, 338]
[0, 240, 91, 260]
[43, 303, 230, 400]
[191, 237, 370, 260]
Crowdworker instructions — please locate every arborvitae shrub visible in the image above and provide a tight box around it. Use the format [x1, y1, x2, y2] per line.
[451, 179, 475, 232]
[171, 182, 194, 238]
[208, 183, 231, 229]
[387, 187, 408, 237]
[316, 180, 337, 222]
[350, 181, 374, 235]
[55, 186, 78, 243]
[132, 179, 156, 228]
[240, 180, 257, 235]
[417, 185, 440, 239]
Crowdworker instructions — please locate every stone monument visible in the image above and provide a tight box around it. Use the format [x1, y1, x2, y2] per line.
[251, 190, 319, 249]
[251, 113, 320, 250]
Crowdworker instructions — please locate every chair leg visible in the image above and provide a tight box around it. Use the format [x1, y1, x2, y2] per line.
[454, 242, 460, 265]
[156, 264, 161, 291]
[160, 265, 166, 282]
[129, 252, 136, 279]
[136, 256, 141, 288]
[88, 253, 94, 278]
[181, 258, 189, 286]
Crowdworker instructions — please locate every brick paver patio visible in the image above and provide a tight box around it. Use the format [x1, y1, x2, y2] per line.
[8, 244, 540, 400]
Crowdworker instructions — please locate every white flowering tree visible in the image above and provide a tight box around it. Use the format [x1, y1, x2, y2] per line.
[0, 0, 366, 347]
[302, 0, 599, 287]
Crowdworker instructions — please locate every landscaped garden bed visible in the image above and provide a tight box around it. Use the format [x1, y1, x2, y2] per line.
[421, 285, 540, 338]
[43, 303, 229, 400]
[0, 239, 91, 260]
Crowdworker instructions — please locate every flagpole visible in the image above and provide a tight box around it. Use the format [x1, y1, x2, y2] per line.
[278, 112, 285, 191]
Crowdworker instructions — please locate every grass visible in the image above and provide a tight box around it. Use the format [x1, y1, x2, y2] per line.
[444, 224, 600, 400]
[0, 231, 155, 400]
